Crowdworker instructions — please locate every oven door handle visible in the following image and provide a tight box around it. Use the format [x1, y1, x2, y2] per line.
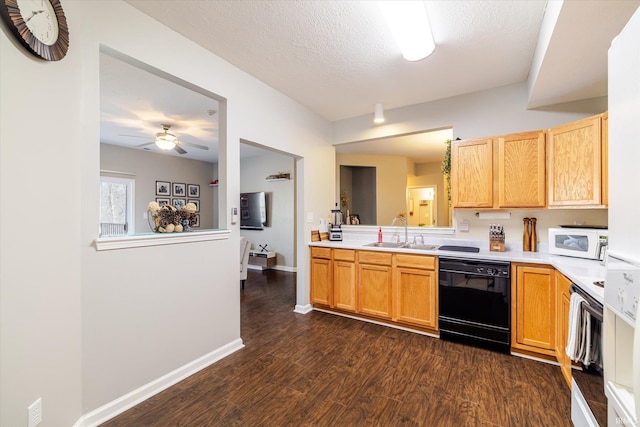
[569, 284, 603, 322]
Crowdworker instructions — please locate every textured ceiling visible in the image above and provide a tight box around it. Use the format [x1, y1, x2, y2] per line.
[126, 0, 547, 122]
[102, 1, 640, 163]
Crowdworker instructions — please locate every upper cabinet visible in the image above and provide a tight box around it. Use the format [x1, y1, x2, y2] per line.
[451, 132, 546, 209]
[451, 113, 607, 210]
[547, 115, 603, 207]
[451, 137, 494, 208]
[498, 131, 546, 208]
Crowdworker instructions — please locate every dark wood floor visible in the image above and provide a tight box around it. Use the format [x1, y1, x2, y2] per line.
[102, 269, 571, 426]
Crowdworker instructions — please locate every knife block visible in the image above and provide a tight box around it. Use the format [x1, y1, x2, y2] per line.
[490, 238, 505, 252]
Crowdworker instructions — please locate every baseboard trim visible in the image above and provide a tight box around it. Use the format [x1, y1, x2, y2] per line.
[510, 351, 560, 366]
[294, 304, 313, 314]
[73, 338, 245, 427]
[312, 308, 440, 338]
[248, 264, 297, 272]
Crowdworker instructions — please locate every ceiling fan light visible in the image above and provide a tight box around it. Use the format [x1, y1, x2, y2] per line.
[155, 132, 177, 150]
[379, 1, 435, 62]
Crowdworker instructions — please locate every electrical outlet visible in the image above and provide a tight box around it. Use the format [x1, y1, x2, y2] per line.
[28, 398, 42, 427]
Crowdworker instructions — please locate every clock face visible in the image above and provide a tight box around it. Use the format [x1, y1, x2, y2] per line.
[17, 0, 59, 46]
[0, 0, 69, 61]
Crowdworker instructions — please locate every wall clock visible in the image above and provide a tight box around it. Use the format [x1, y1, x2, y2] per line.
[0, 0, 69, 61]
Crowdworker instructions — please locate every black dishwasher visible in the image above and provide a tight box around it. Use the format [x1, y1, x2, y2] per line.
[438, 257, 511, 353]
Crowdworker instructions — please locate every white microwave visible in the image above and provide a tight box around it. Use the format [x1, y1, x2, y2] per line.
[548, 227, 608, 260]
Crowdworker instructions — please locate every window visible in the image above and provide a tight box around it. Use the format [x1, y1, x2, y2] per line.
[100, 176, 134, 236]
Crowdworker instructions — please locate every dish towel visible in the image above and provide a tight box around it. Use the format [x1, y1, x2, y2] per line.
[566, 292, 587, 361]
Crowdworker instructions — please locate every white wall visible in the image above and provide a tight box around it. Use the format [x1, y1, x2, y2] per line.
[1, 2, 333, 426]
[101, 144, 217, 231]
[333, 82, 607, 145]
[240, 151, 295, 269]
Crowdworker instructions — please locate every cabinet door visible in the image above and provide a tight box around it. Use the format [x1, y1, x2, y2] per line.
[451, 138, 494, 208]
[358, 263, 393, 319]
[395, 267, 437, 329]
[512, 265, 556, 355]
[310, 257, 332, 306]
[498, 131, 546, 208]
[547, 115, 602, 206]
[555, 271, 573, 387]
[334, 261, 356, 312]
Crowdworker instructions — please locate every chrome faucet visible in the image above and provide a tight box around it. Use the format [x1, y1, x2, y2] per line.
[391, 216, 408, 245]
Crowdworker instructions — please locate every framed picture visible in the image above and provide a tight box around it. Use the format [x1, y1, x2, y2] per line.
[188, 199, 200, 212]
[192, 214, 200, 228]
[156, 198, 170, 207]
[173, 198, 186, 210]
[187, 184, 200, 198]
[241, 209, 250, 220]
[172, 182, 186, 197]
[156, 181, 170, 196]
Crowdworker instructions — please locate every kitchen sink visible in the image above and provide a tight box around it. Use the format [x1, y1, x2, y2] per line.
[403, 243, 439, 251]
[363, 242, 439, 251]
[364, 242, 406, 248]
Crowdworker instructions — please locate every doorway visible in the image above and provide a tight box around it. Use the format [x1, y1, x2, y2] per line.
[407, 186, 437, 227]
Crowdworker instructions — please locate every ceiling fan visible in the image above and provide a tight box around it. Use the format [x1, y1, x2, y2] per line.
[124, 124, 209, 155]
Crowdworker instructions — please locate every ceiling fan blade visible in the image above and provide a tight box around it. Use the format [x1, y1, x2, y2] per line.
[173, 145, 187, 155]
[135, 142, 154, 148]
[178, 140, 209, 151]
[119, 133, 149, 139]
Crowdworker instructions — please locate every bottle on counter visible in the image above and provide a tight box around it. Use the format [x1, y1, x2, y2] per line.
[523, 218, 531, 252]
[378, 227, 383, 243]
[530, 218, 537, 252]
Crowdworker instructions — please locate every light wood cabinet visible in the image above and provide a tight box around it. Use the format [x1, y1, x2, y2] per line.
[555, 271, 573, 388]
[547, 115, 603, 206]
[511, 264, 556, 357]
[451, 137, 494, 208]
[333, 249, 356, 312]
[310, 247, 332, 306]
[358, 251, 393, 319]
[497, 131, 546, 208]
[394, 254, 437, 328]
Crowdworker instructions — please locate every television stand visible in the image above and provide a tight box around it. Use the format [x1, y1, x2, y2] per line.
[248, 251, 276, 270]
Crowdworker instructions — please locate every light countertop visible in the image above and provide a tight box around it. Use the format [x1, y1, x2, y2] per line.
[309, 239, 605, 304]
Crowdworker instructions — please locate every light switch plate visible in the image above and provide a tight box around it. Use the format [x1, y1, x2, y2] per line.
[459, 220, 469, 232]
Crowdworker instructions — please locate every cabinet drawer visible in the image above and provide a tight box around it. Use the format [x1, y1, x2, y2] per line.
[395, 254, 436, 270]
[359, 251, 392, 265]
[333, 249, 355, 262]
[311, 247, 331, 259]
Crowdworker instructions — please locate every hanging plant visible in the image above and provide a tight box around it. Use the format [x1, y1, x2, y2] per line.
[441, 139, 452, 205]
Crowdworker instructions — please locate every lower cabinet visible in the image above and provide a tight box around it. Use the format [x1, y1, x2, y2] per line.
[310, 247, 332, 306]
[511, 263, 556, 357]
[555, 271, 573, 387]
[394, 254, 437, 329]
[309, 247, 437, 332]
[358, 251, 393, 319]
[333, 249, 356, 312]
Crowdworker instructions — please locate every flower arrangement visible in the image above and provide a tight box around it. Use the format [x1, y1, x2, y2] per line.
[147, 201, 198, 233]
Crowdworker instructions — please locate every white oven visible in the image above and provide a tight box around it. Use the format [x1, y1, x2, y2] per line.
[548, 227, 608, 261]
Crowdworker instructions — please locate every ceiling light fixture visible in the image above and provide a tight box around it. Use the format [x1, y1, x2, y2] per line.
[378, 1, 435, 62]
[374, 103, 385, 124]
[155, 125, 177, 150]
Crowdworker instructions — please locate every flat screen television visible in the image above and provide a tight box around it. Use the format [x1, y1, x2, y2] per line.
[240, 192, 268, 230]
